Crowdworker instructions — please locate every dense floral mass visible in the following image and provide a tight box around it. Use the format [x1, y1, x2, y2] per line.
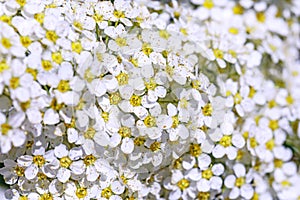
[0, 0, 299, 199]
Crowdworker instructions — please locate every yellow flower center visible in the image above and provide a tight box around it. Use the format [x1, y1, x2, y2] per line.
[232, 4, 244, 15]
[130, 94, 141, 107]
[34, 13, 45, 24]
[286, 95, 294, 105]
[39, 193, 53, 200]
[51, 52, 63, 64]
[16, 0, 26, 6]
[274, 159, 283, 168]
[172, 116, 179, 128]
[180, 98, 189, 109]
[41, 60, 53, 71]
[101, 187, 113, 198]
[115, 37, 127, 47]
[197, 192, 210, 200]
[249, 137, 258, 148]
[1, 38, 12, 49]
[76, 187, 87, 198]
[93, 14, 103, 22]
[33, 155, 45, 167]
[57, 80, 70, 93]
[202, 103, 213, 116]
[142, 43, 153, 56]
[191, 80, 201, 89]
[269, 120, 279, 131]
[180, 28, 188, 36]
[256, 12, 266, 23]
[19, 196, 28, 200]
[0, 15, 12, 24]
[234, 92, 242, 104]
[229, 27, 239, 35]
[202, 169, 213, 180]
[101, 112, 109, 122]
[281, 180, 291, 187]
[60, 156, 72, 168]
[45, 30, 58, 43]
[116, 72, 129, 85]
[50, 98, 64, 111]
[0, 61, 9, 73]
[73, 21, 83, 30]
[109, 92, 122, 105]
[235, 177, 245, 187]
[113, 10, 125, 18]
[15, 165, 25, 177]
[213, 49, 224, 59]
[118, 126, 131, 138]
[219, 135, 232, 147]
[1, 123, 11, 135]
[144, 115, 156, 127]
[203, 0, 214, 9]
[145, 78, 157, 90]
[265, 139, 275, 150]
[84, 127, 96, 139]
[268, 100, 277, 108]
[134, 137, 145, 146]
[248, 87, 256, 98]
[177, 178, 190, 190]
[20, 36, 32, 48]
[26, 68, 38, 80]
[9, 77, 20, 89]
[71, 41, 82, 54]
[159, 30, 170, 39]
[150, 141, 161, 152]
[84, 155, 96, 166]
[190, 143, 202, 157]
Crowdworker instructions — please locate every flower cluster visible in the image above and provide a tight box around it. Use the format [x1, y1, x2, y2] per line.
[0, 0, 300, 199]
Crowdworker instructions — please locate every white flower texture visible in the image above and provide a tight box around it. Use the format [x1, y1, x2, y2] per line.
[0, 0, 299, 200]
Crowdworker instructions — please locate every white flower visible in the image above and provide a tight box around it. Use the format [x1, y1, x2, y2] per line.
[54, 144, 83, 183]
[0, 111, 26, 153]
[0, 22, 26, 57]
[224, 163, 254, 199]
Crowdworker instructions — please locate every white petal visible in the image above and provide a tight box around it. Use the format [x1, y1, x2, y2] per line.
[210, 176, 223, 190]
[94, 132, 110, 147]
[232, 134, 245, 149]
[54, 144, 68, 158]
[229, 187, 240, 199]
[224, 175, 236, 188]
[69, 147, 83, 160]
[155, 86, 166, 98]
[57, 168, 71, 183]
[233, 163, 246, 177]
[167, 103, 177, 116]
[156, 115, 172, 129]
[121, 138, 134, 154]
[178, 125, 189, 139]
[43, 109, 59, 125]
[110, 133, 122, 148]
[25, 164, 38, 180]
[111, 181, 125, 195]
[86, 166, 99, 182]
[212, 163, 224, 176]
[212, 145, 225, 158]
[70, 160, 85, 175]
[241, 184, 254, 199]
[67, 128, 78, 143]
[197, 179, 210, 192]
[11, 130, 26, 147]
[198, 154, 211, 169]
[226, 146, 238, 160]
[152, 153, 163, 167]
